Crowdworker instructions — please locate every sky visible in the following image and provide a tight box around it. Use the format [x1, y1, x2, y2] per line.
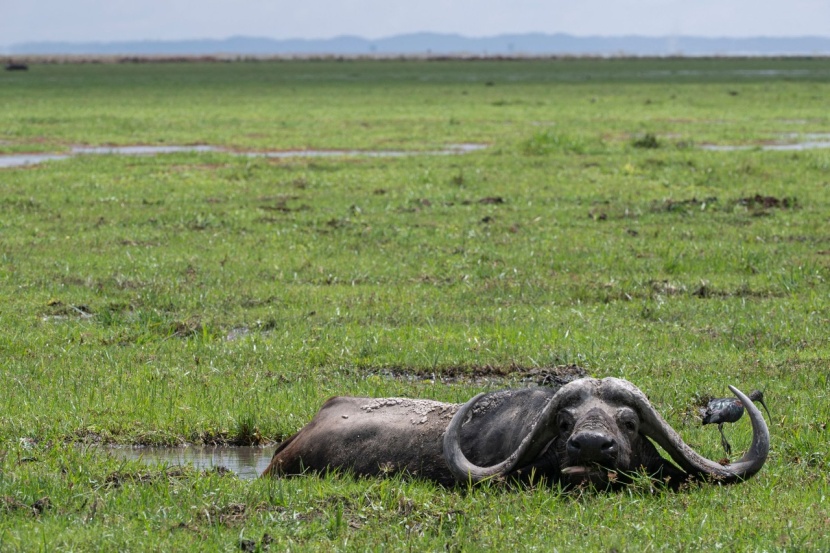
[3, 0, 830, 46]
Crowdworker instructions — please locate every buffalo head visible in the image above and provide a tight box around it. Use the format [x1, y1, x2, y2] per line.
[444, 377, 769, 487]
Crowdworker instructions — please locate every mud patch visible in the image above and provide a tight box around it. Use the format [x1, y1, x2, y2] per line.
[691, 282, 780, 300]
[41, 299, 94, 321]
[515, 365, 589, 387]
[103, 466, 198, 488]
[376, 364, 587, 387]
[239, 534, 276, 552]
[651, 196, 718, 213]
[257, 195, 310, 213]
[478, 196, 505, 205]
[168, 317, 204, 338]
[737, 194, 796, 210]
[225, 327, 251, 341]
[197, 502, 282, 528]
[1, 496, 51, 516]
[651, 195, 796, 215]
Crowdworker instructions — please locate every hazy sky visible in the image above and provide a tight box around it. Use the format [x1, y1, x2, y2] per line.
[3, 0, 829, 45]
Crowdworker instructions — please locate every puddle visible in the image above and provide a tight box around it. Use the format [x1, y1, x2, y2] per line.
[107, 445, 273, 480]
[73, 145, 221, 155]
[0, 143, 487, 169]
[701, 134, 830, 152]
[701, 142, 830, 152]
[0, 153, 71, 168]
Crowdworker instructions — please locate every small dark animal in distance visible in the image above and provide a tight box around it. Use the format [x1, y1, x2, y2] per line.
[263, 377, 769, 489]
[5, 63, 29, 71]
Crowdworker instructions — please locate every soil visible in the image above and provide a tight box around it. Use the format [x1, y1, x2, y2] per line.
[737, 194, 796, 209]
[377, 363, 588, 386]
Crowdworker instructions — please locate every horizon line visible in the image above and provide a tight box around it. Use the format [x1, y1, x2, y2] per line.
[10, 30, 830, 46]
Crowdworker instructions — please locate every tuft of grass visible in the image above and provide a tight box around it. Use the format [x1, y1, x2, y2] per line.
[520, 130, 594, 155]
[632, 132, 660, 149]
[233, 414, 264, 446]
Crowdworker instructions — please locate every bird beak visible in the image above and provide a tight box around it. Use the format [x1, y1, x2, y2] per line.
[755, 397, 772, 422]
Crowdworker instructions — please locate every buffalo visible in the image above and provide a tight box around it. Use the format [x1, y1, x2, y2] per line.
[262, 377, 769, 488]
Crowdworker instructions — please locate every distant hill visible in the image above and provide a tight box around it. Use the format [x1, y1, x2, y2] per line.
[8, 32, 830, 57]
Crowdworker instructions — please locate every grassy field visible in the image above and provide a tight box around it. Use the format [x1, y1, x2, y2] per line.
[1, 57, 829, 550]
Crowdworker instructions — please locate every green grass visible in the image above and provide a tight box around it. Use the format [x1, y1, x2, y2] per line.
[1, 58, 829, 550]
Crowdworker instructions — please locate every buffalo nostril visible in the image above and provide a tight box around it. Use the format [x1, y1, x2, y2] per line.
[568, 432, 618, 461]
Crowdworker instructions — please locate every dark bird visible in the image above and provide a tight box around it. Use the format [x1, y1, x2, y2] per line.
[702, 390, 771, 455]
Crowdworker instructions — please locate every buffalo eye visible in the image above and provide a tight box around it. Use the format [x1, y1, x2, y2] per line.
[557, 411, 575, 434]
[616, 407, 639, 434]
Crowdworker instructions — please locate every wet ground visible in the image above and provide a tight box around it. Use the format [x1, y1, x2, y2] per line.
[4, 135, 830, 168]
[700, 133, 830, 151]
[0, 143, 487, 169]
[107, 445, 273, 480]
[0, 153, 71, 168]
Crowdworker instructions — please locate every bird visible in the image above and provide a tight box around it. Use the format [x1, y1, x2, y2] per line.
[702, 390, 771, 455]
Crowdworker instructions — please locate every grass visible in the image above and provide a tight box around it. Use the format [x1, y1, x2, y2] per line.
[1, 57, 829, 550]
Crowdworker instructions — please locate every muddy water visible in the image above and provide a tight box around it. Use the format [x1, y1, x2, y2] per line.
[109, 446, 274, 480]
[0, 143, 487, 169]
